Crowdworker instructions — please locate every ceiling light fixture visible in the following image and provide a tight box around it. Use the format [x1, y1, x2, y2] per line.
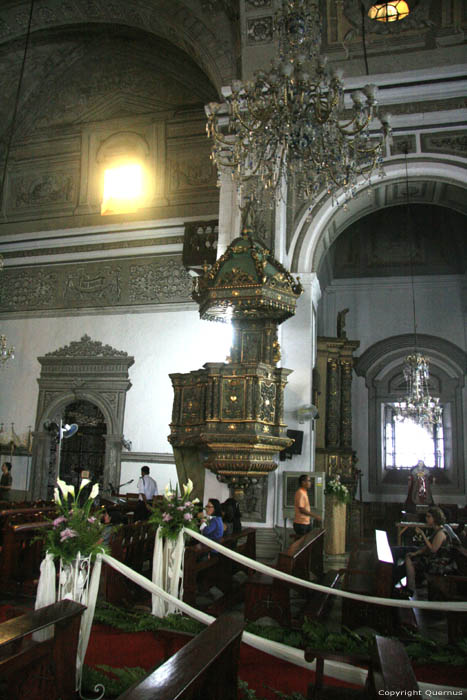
[206, 0, 392, 207]
[367, 1, 410, 23]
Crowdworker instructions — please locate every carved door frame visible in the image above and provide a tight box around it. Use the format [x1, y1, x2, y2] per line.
[30, 335, 134, 500]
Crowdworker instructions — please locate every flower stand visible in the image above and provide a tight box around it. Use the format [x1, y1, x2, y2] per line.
[324, 495, 347, 555]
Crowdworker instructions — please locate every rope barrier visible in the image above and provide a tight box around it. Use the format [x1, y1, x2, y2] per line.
[183, 528, 467, 612]
[99, 553, 463, 696]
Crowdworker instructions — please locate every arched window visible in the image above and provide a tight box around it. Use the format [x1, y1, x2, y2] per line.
[355, 335, 466, 497]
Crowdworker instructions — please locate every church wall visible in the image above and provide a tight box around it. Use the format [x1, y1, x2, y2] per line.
[0, 307, 232, 496]
[320, 274, 466, 504]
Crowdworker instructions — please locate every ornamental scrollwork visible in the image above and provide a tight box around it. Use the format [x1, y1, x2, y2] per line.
[129, 258, 192, 303]
[0, 268, 58, 310]
[259, 382, 276, 423]
[45, 335, 129, 358]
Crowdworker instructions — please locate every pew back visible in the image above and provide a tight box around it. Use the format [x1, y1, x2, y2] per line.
[118, 613, 244, 700]
[0, 600, 85, 700]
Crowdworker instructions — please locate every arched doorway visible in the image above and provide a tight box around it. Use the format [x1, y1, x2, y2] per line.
[57, 400, 107, 490]
[30, 335, 134, 500]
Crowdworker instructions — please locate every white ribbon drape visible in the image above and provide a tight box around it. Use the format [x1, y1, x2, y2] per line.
[100, 553, 462, 697]
[151, 529, 185, 616]
[182, 528, 467, 612]
[32, 552, 57, 642]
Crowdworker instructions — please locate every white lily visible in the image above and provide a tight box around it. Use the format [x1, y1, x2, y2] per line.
[79, 477, 91, 492]
[182, 479, 193, 496]
[89, 483, 99, 500]
[57, 478, 75, 499]
[192, 497, 200, 504]
[53, 487, 61, 505]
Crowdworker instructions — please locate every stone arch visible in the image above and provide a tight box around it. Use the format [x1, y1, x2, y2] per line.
[288, 159, 467, 274]
[354, 333, 466, 496]
[30, 335, 134, 499]
[0, 0, 236, 92]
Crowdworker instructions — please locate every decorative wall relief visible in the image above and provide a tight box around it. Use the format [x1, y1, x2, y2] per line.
[129, 257, 192, 303]
[421, 130, 467, 157]
[167, 148, 216, 194]
[64, 266, 122, 305]
[0, 268, 58, 310]
[0, 255, 192, 313]
[247, 16, 274, 44]
[12, 172, 75, 210]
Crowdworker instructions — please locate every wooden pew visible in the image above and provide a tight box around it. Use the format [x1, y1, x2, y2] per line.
[0, 600, 85, 700]
[244, 528, 332, 628]
[305, 634, 419, 699]
[183, 528, 256, 613]
[0, 520, 52, 595]
[426, 546, 467, 643]
[341, 530, 416, 634]
[118, 613, 243, 700]
[101, 521, 156, 605]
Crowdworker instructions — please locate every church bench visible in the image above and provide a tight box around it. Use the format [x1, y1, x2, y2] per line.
[101, 521, 156, 605]
[341, 530, 417, 634]
[0, 520, 52, 595]
[117, 613, 243, 700]
[183, 528, 256, 613]
[426, 546, 467, 643]
[305, 634, 419, 699]
[0, 599, 85, 700]
[244, 527, 328, 628]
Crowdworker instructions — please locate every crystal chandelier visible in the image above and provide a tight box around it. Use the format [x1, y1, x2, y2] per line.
[0, 256, 15, 368]
[0, 335, 15, 367]
[394, 353, 442, 427]
[206, 0, 392, 205]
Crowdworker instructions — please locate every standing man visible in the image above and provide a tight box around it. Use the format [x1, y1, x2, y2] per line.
[293, 474, 322, 537]
[0, 462, 13, 501]
[135, 466, 158, 521]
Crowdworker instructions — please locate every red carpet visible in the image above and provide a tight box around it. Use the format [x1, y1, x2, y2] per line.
[85, 623, 362, 699]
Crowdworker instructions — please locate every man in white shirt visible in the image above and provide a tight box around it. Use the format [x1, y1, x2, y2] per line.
[135, 466, 158, 520]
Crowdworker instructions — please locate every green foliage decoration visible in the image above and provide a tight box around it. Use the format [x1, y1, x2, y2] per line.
[148, 479, 201, 541]
[39, 478, 107, 563]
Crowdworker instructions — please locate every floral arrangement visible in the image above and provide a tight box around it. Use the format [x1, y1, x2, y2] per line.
[324, 475, 350, 504]
[149, 479, 200, 541]
[42, 477, 106, 564]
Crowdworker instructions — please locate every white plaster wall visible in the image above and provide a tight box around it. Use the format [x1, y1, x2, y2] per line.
[0, 307, 232, 455]
[119, 460, 178, 496]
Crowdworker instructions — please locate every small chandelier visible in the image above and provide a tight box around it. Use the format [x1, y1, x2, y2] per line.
[0, 335, 15, 367]
[368, 2, 410, 23]
[206, 0, 392, 205]
[394, 353, 442, 427]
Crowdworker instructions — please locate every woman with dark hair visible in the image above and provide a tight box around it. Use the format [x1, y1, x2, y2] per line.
[0, 462, 13, 501]
[222, 497, 242, 536]
[198, 498, 224, 543]
[404, 506, 460, 594]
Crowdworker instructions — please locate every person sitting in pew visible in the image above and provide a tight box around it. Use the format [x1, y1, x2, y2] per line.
[404, 506, 460, 595]
[196, 498, 224, 560]
[221, 498, 242, 536]
[100, 508, 127, 545]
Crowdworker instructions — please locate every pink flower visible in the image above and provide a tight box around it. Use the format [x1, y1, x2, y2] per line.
[162, 513, 172, 522]
[60, 528, 78, 541]
[177, 506, 185, 511]
[185, 501, 192, 507]
[87, 517, 96, 523]
[183, 513, 193, 521]
[53, 516, 67, 527]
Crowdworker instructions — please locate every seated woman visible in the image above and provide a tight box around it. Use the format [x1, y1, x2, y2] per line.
[404, 506, 460, 595]
[100, 508, 127, 546]
[198, 498, 224, 542]
[221, 497, 242, 536]
[196, 499, 224, 560]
